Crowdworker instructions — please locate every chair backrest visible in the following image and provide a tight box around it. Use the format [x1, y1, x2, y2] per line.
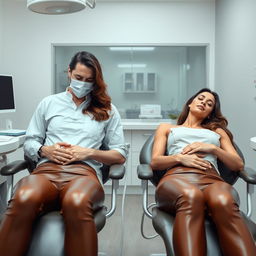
[139, 134, 243, 186]
[216, 143, 244, 185]
[139, 134, 166, 186]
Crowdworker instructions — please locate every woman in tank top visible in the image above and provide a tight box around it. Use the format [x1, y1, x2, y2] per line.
[152, 88, 256, 256]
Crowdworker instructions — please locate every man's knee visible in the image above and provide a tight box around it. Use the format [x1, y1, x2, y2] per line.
[9, 175, 52, 211]
[62, 191, 93, 220]
[6, 188, 44, 218]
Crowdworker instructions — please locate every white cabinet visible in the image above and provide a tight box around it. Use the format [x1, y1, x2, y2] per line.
[123, 129, 154, 186]
[105, 129, 155, 186]
[123, 73, 156, 93]
[130, 130, 154, 185]
[123, 73, 134, 92]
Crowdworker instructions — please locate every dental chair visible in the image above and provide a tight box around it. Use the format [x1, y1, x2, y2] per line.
[0, 154, 125, 256]
[137, 134, 256, 256]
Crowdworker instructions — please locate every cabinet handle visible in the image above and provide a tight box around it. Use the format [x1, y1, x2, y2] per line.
[142, 133, 152, 136]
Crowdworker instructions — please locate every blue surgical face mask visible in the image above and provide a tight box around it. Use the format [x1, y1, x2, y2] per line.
[70, 78, 93, 98]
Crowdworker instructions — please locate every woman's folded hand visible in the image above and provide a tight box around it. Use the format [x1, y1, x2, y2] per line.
[182, 142, 216, 155]
[177, 153, 212, 170]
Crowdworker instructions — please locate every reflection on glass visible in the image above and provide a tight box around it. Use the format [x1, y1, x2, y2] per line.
[54, 46, 207, 120]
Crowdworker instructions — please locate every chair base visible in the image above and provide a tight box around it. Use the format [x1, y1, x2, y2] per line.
[26, 210, 107, 256]
[152, 207, 224, 256]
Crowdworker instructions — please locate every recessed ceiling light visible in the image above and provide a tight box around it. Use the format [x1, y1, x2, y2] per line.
[117, 64, 147, 68]
[110, 47, 155, 51]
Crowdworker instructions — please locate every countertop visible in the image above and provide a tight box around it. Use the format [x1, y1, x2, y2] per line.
[0, 135, 25, 184]
[0, 135, 25, 155]
[121, 119, 176, 130]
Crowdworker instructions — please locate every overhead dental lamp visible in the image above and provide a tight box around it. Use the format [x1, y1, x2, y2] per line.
[27, 0, 96, 15]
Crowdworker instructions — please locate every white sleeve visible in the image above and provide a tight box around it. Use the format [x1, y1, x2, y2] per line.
[23, 99, 47, 162]
[102, 105, 128, 159]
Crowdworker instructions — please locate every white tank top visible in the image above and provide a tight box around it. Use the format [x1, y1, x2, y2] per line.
[167, 126, 220, 173]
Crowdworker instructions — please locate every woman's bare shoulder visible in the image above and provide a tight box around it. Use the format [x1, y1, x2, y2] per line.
[214, 128, 234, 143]
[156, 123, 177, 134]
[215, 128, 228, 137]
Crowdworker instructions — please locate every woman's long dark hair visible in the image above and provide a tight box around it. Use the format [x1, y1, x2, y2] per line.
[69, 51, 111, 121]
[177, 88, 234, 142]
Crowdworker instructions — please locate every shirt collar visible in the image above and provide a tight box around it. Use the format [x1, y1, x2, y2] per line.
[65, 88, 91, 110]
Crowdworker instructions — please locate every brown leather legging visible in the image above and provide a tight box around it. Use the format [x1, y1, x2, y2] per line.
[156, 166, 256, 256]
[0, 162, 104, 256]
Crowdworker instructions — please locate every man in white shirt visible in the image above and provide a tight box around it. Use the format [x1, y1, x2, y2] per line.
[0, 51, 127, 256]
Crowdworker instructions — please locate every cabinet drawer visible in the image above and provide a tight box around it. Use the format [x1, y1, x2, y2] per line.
[131, 130, 154, 151]
[131, 164, 141, 186]
[124, 130, 132, 144]
[131, 152, 140, 166]
[124, 130, 131, 140]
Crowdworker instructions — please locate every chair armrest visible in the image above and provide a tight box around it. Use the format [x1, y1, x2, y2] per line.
[0, 160, 28, 176]
[238, 167, 256, 184]
[108, 164, 125, 180]
[105, 164, 125, 218]
[137, 164, 153, 180]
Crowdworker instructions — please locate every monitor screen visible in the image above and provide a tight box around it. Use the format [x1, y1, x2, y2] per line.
[0, 75, 15, 113]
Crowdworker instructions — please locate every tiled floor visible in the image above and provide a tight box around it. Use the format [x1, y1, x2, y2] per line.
[98, 194, 166, 256]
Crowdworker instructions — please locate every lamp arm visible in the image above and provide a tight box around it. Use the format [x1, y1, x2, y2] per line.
[86, 0, 96, 8]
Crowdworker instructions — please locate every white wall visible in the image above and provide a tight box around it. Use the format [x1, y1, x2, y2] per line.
[0, 0, 3, 71]
[0, 0, 13, 129]
[0, 0, 215, 129]
[215, 0, 256, 220]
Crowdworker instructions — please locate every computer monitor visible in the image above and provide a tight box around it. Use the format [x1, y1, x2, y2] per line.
[0, 75, 15, 113]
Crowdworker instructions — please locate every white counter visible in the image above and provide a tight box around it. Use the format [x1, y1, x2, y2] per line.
[121, 119, 176, 130]
[0, 135, 26, 184]
[0, 135, 25, 155]
[0, 137, 19, 155]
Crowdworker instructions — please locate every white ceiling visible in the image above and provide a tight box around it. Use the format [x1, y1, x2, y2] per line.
[13, 0, 214, 2]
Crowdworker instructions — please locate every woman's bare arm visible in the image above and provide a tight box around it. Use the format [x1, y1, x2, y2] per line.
[213, 128, 244, 171]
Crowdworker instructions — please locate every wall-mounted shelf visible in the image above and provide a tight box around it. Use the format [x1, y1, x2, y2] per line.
[123, 72, 157, 93]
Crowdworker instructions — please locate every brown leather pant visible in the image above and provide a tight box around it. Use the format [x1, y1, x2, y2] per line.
[156, 166, 256, 256]
[0, 162, 104, 256]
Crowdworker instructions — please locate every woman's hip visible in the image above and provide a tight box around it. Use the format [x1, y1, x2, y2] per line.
[159, 165, 224, 189]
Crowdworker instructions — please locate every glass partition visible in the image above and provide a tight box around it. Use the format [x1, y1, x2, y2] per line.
[53, 45, 207, 120]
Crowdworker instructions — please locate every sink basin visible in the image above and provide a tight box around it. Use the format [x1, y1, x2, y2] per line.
[250, 137, 256, 150]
